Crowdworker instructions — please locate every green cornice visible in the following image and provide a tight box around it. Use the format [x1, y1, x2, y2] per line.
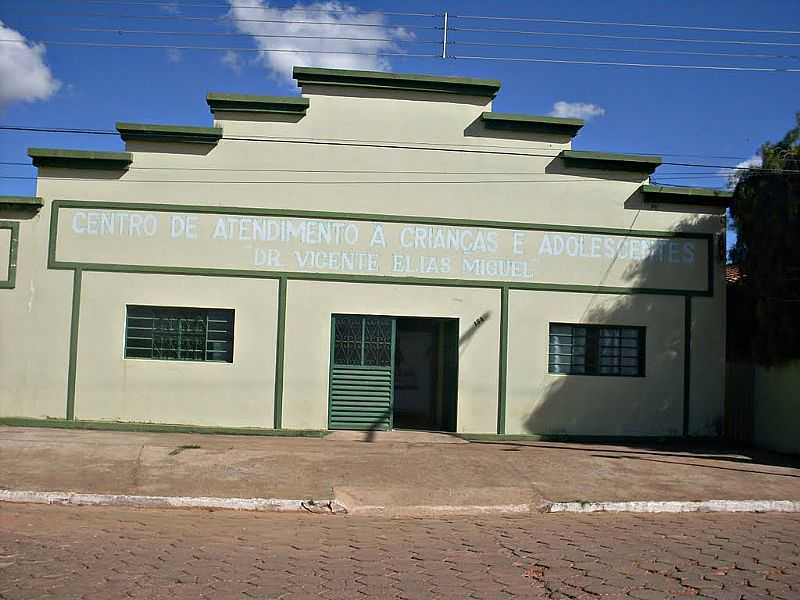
[559, 150, 662, 174]
[207, 92, 309, 115]
[0, 195, 43, 208]
[641, 184, 733, 207]
[293, 66, 502, 98]
[28, 148, 132, 170]
[480, 112, 584, 137]
[116, 122, 222, 144]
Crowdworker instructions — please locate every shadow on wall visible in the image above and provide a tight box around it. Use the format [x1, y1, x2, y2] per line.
[522, 214, 719, 437]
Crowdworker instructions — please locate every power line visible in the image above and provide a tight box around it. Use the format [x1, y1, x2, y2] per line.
[450, 14, 800, 36]
[450, 26, 800, 48]
[0, 39, 435, 57]
[449, 40, 800, 61]
[8, 11, 438, 29]
[59, 27, 442, 45]
[24, 1, 797, 37]
[451, 53, 799, 73]
[1, 38, 795, 73]
[15, 12, 799, 47]
[0, 161, 733, 176]
[35, 0, 439, 18]
[30, 28, 798, 60]
[0, 175, 722, 185]
[1, 125, 795, 173]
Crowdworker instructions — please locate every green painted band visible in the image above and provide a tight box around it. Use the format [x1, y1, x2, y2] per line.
[66, 269, 82, 420]
[48, 262, 712, 297]
[560, 150, 662, 174]
[116, 122, 223, 144]
[207, 92, 309, 115]
[293, 66, 501, 97]
[28, 148, 132, 170]
[0, 417, 327, 437]
[0, 196, 43, 207]
[0, 221, 19, 289]
[683, 296, 692, 437]
[273, 277, 287, 429]
[480, 112, 584, 137]
[497, 287, 509, 435]
[641, 184, 733, 207]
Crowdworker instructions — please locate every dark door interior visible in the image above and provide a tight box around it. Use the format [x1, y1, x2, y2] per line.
[392, 317, 458, 432]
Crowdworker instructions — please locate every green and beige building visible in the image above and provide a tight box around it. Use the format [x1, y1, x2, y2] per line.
[0, 66, 732, 437]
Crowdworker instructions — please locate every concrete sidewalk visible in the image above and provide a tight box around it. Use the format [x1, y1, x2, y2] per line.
[1, 426, 799, 515]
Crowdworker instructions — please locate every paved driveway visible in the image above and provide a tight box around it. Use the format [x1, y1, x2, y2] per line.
[1, 504, 798, 599]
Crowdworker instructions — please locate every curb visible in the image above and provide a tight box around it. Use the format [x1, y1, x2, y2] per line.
[544, 500, 800, 514]
[0, 490, 346, 514]
[2, 491, 799, 516]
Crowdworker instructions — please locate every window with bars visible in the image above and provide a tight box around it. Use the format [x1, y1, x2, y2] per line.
[125, 305, 235, 363]
[332, 315, 393, 367]
[548, 323, 645, 377]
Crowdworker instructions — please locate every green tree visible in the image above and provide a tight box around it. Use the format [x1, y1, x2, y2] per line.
[729, 113, 800, 366]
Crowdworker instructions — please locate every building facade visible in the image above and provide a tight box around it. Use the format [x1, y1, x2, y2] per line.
[0, 67, 732, 437]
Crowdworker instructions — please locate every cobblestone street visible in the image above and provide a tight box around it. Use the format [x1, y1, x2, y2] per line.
[1, 504, 798, 599]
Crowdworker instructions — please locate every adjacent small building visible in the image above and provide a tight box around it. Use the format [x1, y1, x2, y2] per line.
[0, 66, 732, 437]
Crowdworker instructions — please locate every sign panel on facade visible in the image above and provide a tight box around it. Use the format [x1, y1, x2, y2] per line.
[54, 204, 710, 292]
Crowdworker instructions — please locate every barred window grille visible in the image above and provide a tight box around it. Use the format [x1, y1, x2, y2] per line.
[548, 323, 644, 377]
[333, 315, 392, 367]
[125, 305, 235, 363]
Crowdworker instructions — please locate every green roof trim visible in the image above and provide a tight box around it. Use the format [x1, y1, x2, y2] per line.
[207, 92, 309, 115]
[116, 122, 222, 144]
[28, 148, 132, 170]
[480, 112, 584, 137]
[0, 195, 43, 207]
[641, 184, 733, 207]
[293, 66, 502, 97]
[559, 150, 662, 174]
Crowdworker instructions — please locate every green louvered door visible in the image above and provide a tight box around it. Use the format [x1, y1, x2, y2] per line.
[328, 315, 395, 431]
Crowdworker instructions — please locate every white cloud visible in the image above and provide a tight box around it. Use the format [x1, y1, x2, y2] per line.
[166, 48, 183, 63]
[0, 21, 61, 108]
[549, 101, 606, 121]
[221, 49, 243, 74]
[160, 1, 181, 15]
[226, 1, 413, 82]
[724, 154, 762, 188]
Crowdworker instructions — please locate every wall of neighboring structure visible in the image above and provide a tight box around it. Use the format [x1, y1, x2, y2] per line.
[0, 79, 727, 435]
[753, 361, 800, 455]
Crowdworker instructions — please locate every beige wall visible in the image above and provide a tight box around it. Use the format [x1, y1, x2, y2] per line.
[282, 280, 500, 433]
[753, 361, 800, 455]
[1, 80, 726, 434]
[0, 204, 73, 419]
[506, 290, 685, 436]
[74, 272, 278, 427]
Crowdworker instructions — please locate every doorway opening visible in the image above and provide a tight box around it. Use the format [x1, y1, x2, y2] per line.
[392, 317, 458, 432]
[328, 314, 459, 433]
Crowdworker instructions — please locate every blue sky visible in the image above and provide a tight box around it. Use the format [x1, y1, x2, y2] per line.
[1, 0, 798, 206]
